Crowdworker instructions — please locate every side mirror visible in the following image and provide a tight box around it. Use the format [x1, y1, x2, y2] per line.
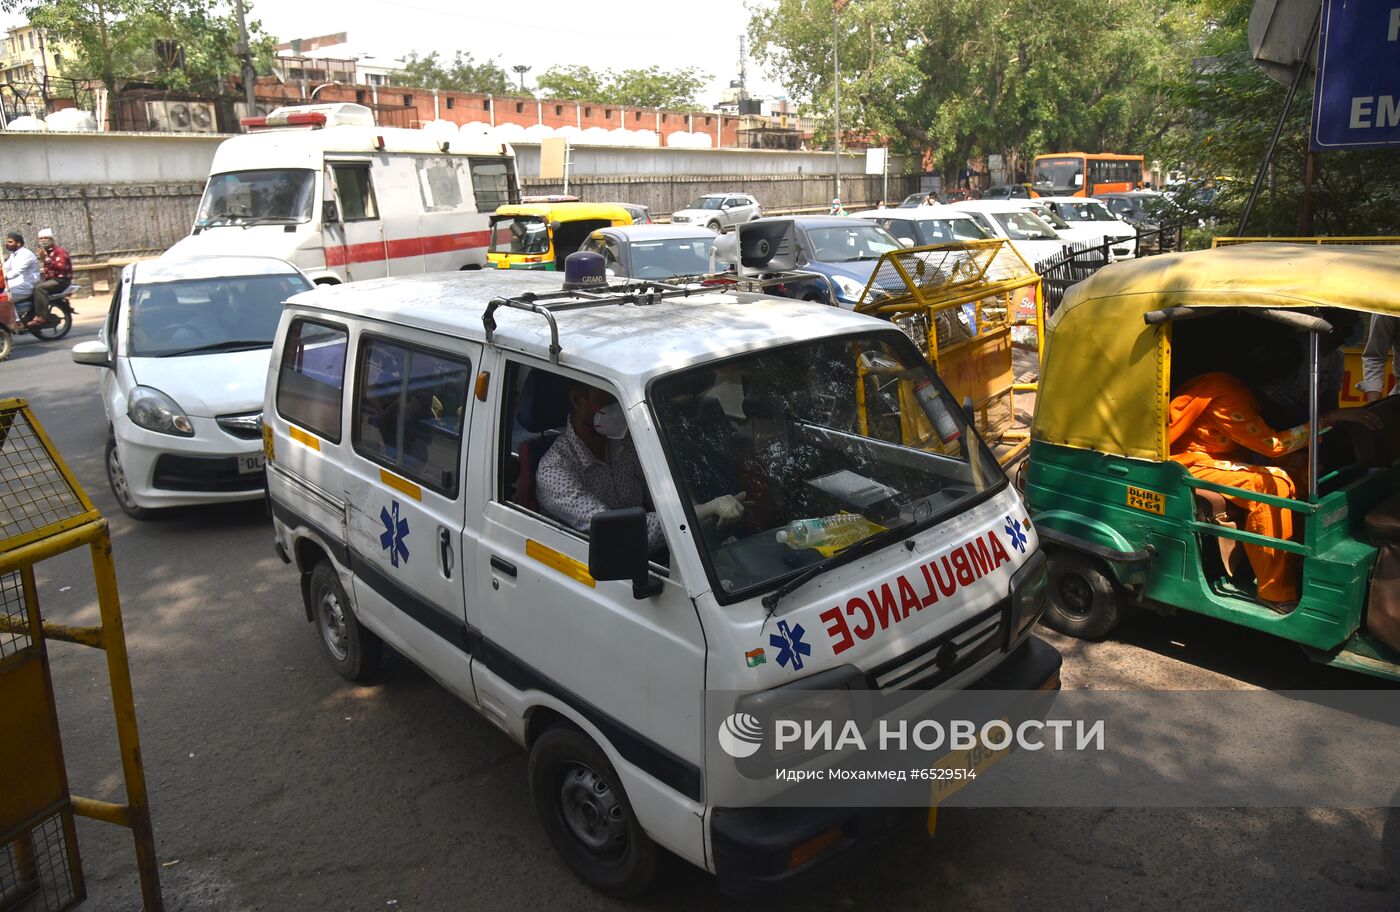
[898, 237, 915, 248]
[589, 507, 662, 598]
[322, 200, 339, 224]
[72, 339, 112, 368]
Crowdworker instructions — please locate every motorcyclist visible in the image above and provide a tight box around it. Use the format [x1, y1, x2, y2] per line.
[828, 197, 847, 216]
[2, 232, 39, 333]
[31, 228, 72, 328]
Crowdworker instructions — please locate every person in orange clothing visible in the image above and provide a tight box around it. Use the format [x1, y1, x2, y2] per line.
[1168, 371, 1313, 609]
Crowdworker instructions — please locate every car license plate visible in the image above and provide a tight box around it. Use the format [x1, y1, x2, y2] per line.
[925, 733, 1012, 835]
[237, 453, 266, 474]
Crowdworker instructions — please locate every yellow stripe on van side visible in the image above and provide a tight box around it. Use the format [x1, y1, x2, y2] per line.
[288, 425, 320, 451]
[526, 540, 596, 588]
[379, 469, 422, 501]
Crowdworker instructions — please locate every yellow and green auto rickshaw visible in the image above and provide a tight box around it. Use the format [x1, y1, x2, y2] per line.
[486, 202, 633, 271]
[1024, 243, 1400, 680]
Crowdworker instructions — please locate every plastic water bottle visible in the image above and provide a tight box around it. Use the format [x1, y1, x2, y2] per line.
[776, 514, 870, 550]
[912, 377, 962, 442]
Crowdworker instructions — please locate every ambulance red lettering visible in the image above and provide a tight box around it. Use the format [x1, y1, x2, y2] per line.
[820, 605, 854, 655]
[949, 547, 975, 586]
[933, 556, 957, 596]
[918, 564, 941, 607]
[868, 583, 899, 630]
[848, 596, 875, 640]
[988, 530, 1011, 567]
[968, 537, 993, 576]
[896, 575, 921, 618]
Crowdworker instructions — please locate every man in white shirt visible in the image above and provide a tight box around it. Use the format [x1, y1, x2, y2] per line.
[3, 232, 40, 333]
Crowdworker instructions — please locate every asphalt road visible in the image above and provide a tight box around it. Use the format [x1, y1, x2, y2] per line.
[5, 304, 1398, 911]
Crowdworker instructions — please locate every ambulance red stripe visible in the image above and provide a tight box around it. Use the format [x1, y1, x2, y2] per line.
[324, 229, 493, 267]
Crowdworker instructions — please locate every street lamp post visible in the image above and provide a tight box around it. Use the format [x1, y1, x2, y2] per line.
[233, 0, 256, 112]
[833, 1, 842, 202]
[512, 64, 531, 94]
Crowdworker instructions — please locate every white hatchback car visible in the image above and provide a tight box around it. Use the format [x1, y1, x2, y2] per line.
[667, 192, 762, 231]
[72, 255, 313, 518]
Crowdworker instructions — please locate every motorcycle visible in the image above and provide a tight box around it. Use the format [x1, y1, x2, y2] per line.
[0, 284, 78, 361]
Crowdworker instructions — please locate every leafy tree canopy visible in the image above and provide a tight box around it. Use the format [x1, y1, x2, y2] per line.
[392, 50, 509, 94]
[535, 64, 708, 109]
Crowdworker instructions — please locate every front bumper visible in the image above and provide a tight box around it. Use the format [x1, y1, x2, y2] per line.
[709, 635, 1062, 898]
[114, 415, 266, 509]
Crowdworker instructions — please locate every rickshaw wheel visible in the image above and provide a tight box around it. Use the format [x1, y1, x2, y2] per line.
[1044, 551, 1122, 639]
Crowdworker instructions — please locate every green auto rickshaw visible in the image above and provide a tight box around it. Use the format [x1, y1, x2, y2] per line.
[1025, 243, 1400, 680]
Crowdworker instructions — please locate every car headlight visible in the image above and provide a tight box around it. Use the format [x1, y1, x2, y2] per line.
[831, 274, 866, 301]
[128, 386, 194, 436]
[1009, 548, 1048, 641]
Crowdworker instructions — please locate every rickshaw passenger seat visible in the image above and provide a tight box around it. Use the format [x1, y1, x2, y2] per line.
[1362, 493, 1400, 653]
[1194, 489, 1251, 580]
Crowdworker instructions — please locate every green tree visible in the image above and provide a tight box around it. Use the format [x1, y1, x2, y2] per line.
[1, 0, 276, 94]
[748, 0, 1203, 181]
[535, 64, 708, 109]
[393, 50, 509, 94]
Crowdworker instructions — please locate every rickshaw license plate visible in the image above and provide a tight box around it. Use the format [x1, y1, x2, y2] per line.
[925, 735, 1012, 833]
[1126, 485, 1165, 514]
[238, 454, 266, 474]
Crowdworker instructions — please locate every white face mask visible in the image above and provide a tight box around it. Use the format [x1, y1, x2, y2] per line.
[592, 402, 628, 440]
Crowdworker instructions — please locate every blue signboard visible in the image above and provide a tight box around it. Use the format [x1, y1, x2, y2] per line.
[1310, 0, 1400, 150]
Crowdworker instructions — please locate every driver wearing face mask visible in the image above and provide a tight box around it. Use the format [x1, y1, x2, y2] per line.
[536, 380, 746, 553]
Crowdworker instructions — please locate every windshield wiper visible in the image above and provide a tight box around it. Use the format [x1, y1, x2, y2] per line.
[158, 339, 270, 356]
[760, 518, 914, 614]
[240, 216, 299, 229]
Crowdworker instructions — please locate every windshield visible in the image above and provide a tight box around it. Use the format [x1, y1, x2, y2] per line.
[490, 216, 550, 255]
[1055, 200, 1117, 222]
[688, 196, 726, 210]
[886, 218, 988, 244]
[128, 273, 311, 357]
[804, 225, 901, 262]
[992, 211, 1059, 241]
[653, 333, 1002, 601]
[1032, 206, 1072, 230]
[629, 237, 717, 278]
[1033, 157, 1084, 195]
[195, 169, 316, 227]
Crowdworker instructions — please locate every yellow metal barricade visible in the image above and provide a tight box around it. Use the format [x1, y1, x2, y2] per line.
[0, 398, 163, 911]
[855, 239, 1044, 465]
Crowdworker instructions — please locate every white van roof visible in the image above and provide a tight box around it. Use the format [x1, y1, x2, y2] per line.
[286, 272, 882, 384]
[208, 124, 513, 174]
[850, 205, 979, 220]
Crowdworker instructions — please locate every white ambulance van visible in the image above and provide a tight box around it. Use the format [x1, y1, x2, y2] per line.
[167, 103, 519, 284]
[262, 268, 1062, 897]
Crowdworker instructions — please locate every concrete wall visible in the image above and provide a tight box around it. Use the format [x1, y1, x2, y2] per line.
[0, 182, 202, 263]
[1, 131, 222, 184]
[523, 173, 918, 215]
[511, 143, 906, 179]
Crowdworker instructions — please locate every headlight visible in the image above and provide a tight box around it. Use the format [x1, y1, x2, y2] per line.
[128, 386, 194, 436]
[831, 274, 866, 301]
[1009, 548, 1048, 641]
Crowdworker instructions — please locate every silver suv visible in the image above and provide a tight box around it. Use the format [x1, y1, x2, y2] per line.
[668, 193, 762, 230]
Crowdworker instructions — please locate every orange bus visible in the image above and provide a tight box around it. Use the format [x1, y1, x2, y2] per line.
[1031, 152, 1145, 198]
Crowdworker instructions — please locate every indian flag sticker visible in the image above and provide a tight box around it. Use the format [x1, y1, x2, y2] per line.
[745, 648, 766, 668]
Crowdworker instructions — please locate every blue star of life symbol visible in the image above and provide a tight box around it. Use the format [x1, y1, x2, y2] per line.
[1004, 515, 1028, 553]
[380, 501, 410, 568]
[769, 619, 811, 671]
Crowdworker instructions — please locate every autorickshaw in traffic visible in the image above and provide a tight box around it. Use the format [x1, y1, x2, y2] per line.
[487, 202, 633, 271]
[1023, 243, 1400, 681]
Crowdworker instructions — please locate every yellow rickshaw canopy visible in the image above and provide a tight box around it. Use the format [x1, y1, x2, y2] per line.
[1034, 243, 1400, 460]
[492, 202, 634, 223]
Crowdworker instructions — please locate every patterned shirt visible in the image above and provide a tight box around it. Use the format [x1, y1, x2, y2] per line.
[41, 245, 72, 283]
[536, 422, 664, 550]
[1168, 372, 1307, 461]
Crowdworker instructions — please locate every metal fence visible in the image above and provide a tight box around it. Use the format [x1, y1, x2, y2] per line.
[1038, 224, 1185, 318]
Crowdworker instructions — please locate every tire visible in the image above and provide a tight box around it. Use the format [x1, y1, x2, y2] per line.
[707, 220, 722, 232]
[33, 307, 72, 341]
[105, 435, 153, 520]
[308, 561, 382, 683]
[529, 725, 659, 898]
[1043, 551, 1122, 639]
[0, 330, 11, 362]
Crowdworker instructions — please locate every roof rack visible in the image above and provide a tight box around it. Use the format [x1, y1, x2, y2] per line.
[481, 270, 838, 364]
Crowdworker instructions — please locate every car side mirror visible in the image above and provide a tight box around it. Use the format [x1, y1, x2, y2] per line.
[898, 237, 915, 248]
[322, 200, 339, 224]
[72, 339, 112, 368]
[589, 507, 662, 598]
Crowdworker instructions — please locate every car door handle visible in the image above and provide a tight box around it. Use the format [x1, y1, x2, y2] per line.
[438, 526, 454, 580]
[490, 555, 517, 577]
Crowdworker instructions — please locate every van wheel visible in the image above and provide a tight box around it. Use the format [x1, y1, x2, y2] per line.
[309, 561, 382, 682]
[1044, 551, 1121, 639]
[529, 726, 659, 897]
[105, 435, 152, 520]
